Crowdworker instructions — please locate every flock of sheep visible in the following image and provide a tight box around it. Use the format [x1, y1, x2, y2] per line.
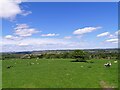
[6, 59, 118, 69]
[7, 59, 39, 69]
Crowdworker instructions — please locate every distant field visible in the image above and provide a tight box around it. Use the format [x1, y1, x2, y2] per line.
[2, 59, 118, 88]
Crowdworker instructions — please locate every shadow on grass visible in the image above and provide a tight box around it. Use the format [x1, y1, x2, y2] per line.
[70, 60, 87, 62]
[70, 60, 94, 63]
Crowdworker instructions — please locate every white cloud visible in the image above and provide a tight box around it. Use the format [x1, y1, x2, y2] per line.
[0, 0, 22, 19]
[102, 30, 120, 44]
[0, 0, 31, 19]
[21, 10, 32, 16]
[14, 24, 39, 37]
[4, 35, 19, 40]
[97, 32, 110, 37]
[111, 41, 118, 44]
[105, 30, 119, 39]
[108, 34, 117, 39]
[97, 30, 119, 41]
[64, 36, 72, 39]
[106, 38, 118, 43]
[2, 37, 90, 52]
[108, 34, 114, 38]
[19, 38, 67, 45]
[2, 38, 67, 46]
[18, 43, 29, 46]
[115, 30, 120, 35]
[1, 36, 118, 52]
[73, 26, 102, 35]
[4, 24, 39, 41]
[41, 33, 59, 37]
[4, 35, 13, 39]
[2, 38, 19, 45]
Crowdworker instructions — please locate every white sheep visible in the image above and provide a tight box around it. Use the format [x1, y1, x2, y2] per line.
[104, 62, 111, 67]
[114, 60, 117, 63]
[81, 66, 83, 68]
[30, 62, 34, 65]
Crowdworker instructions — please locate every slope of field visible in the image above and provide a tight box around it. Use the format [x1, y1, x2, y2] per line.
[2, 59, 118, 88]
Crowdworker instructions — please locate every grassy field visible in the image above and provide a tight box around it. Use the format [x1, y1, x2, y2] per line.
[2, 59, 118, 88]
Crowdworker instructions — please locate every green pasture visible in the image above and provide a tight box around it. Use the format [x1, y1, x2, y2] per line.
[2, 59, 118, 88]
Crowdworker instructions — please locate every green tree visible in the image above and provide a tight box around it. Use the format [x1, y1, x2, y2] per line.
[72, 50, 89, 62]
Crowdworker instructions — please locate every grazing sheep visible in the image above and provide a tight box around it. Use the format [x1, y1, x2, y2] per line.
[30, 62, 34, 65]
[81, 66, 83, 68]
[114, 60, 117, 63]
[104, 62, 111, 67]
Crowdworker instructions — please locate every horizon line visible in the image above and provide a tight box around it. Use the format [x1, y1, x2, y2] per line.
[1, 47, 118, 53]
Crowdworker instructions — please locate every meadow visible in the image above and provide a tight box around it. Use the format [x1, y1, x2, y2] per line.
[2, 59, 118, 88]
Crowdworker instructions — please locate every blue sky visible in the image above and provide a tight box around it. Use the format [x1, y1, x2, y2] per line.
[1, 2, 119, 52]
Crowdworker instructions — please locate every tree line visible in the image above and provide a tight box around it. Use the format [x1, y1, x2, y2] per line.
[2, 50, 118, 61]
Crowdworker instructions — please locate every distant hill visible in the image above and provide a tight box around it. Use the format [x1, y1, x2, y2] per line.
[2, 48, 119, 54]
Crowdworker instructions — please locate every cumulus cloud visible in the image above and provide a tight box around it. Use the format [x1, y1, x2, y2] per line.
[0, 0, 22, 18]
[97, 32, 110, 37]
[41, 33, 59, 37]
[14, 24, 39, 37]
[0, 0, 31, 19]
[73, 26, 102, 35]
[4, 24, 39, 41]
